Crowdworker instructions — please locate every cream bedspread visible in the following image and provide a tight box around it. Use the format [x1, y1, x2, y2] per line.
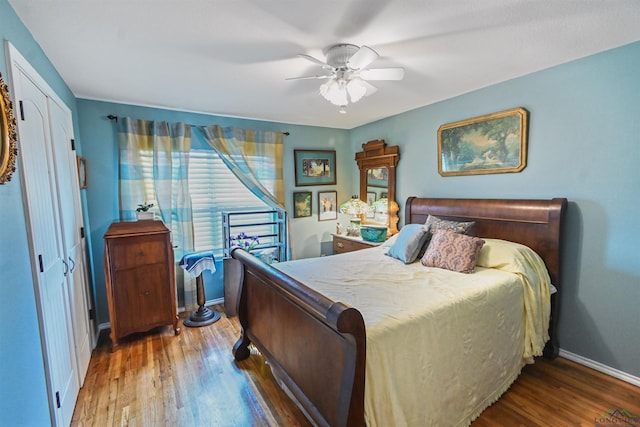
[274, 239, 551, 427]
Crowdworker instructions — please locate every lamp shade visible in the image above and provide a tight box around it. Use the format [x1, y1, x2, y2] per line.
[339, 197, 371, 216]
[319, 79, 348, 106]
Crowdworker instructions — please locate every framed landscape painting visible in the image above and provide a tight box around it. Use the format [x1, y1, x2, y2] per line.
[293, 191, 312, 218]
[437, 107, 528, 176]
[294, 149, 337, 186]
[367, 168, 388, 187]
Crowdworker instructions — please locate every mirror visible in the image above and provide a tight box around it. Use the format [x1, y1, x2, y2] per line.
[0, 72, 18, 185]
[365, 167, 389, 224]
[356, 140, 400, 235]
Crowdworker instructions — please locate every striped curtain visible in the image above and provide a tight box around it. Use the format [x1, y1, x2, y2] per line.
[117, 117, 197, 309]
[197, 125, 289, 258]
[198, 125, 285, 206]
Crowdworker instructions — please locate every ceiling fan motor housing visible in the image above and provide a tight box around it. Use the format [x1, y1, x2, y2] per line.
[324, 44, 361, 69]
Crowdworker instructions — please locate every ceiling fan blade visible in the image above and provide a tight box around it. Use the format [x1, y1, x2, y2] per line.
[298, 53, 331, 68]
[361, 80, 378, 96]
[285, 74, 333, 81]
[347, 45, 379, 70]
[359, 67, 405, 81]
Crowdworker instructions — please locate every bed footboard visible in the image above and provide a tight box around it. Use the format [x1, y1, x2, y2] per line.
[231, 248, 366, 427]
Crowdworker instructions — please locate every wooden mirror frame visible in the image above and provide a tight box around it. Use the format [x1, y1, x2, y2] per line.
[0, 72, 18, 185]
[356, 139, 400, 235]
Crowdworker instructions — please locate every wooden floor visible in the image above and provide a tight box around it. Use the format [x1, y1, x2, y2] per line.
[72, 305, 640, 426]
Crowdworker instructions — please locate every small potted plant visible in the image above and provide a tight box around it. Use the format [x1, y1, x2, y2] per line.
[230, 232, 259, 253]
[136, 202, 155, 220]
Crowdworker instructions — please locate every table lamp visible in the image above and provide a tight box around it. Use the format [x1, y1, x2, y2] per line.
[339, 196, 371, 236]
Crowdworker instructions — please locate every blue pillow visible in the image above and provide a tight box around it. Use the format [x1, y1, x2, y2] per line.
[386, 224, 430, 264]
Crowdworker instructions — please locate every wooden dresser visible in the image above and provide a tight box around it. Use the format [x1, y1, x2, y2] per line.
[332, 233, 383, 254]
[103, 221, 180, 348]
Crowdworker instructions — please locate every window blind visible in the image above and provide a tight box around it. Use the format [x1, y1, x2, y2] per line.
[188, 149, 275, 256]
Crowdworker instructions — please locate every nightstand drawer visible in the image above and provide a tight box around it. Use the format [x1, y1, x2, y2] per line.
[332, 234, 381, 254]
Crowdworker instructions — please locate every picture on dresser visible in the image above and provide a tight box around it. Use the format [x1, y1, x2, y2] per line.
[293, 191, 312, 218]
[318, 190, 337, 221]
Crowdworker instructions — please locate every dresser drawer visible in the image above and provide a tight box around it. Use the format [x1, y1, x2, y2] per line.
[109, 235, 167, 270]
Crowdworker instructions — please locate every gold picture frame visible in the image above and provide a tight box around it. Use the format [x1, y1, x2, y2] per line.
[0, 72, 18, 185]
[437, 107, 528, 176]
[77, 156, 88, 189]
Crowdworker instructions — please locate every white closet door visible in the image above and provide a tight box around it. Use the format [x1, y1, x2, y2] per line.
[49, 97, 93, 384]
[10, 51, 79, 427]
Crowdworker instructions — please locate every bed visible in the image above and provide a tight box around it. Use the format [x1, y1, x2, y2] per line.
[230, 197, 567, 427]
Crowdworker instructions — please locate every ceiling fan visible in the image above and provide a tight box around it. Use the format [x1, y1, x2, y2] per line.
[287, 44, 405, 113]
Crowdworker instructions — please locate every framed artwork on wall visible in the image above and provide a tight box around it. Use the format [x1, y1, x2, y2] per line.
[367, 168, 388, 187]
[318, 190, 337, 221]
[437, 107, 528, 176]
[366, 192, 376, 218]
[77, 156, 88, 189]
[293, 191, 312, 218]
[366, 192, 376, 205]
[0, 72, 18, 185]
[294, 149, 337, 186]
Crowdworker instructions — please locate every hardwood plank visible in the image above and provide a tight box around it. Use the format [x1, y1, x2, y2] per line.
[72, 305, 639, 426]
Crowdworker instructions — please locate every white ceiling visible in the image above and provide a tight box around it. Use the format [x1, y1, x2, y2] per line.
[9, 0, 640, 129]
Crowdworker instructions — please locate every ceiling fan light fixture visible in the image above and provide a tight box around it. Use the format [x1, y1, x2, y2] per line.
[299, 43, 404, 109]
[346, 78, 367, 103]
[319, 79, 348, 106]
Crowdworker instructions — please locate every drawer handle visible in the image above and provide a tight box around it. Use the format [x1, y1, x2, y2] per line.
[336, 242, 344, 248]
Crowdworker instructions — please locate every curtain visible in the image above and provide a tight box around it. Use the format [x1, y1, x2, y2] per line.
[197, 125, 289, 258]
[117, 117, 197, 309]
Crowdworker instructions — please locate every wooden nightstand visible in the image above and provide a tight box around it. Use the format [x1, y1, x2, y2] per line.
[332, 234, 383, 254]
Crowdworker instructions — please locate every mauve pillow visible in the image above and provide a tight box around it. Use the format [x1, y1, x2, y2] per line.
[420, 229, 485, 273]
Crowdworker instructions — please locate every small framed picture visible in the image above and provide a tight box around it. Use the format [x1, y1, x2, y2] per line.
[366, 192, 376, 218]
[367, 168, 388, 187]
[293, 191, 312, 218]
[318, 190, 337, 221]
[294, 149, 337, 186]
[77, 156, 88, 189]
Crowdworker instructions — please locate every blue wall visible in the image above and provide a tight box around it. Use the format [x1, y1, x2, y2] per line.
[0, 0, 80, 424]
[2, 0, 638, 423]
[75, 99, 350, 324]
[351, 41, 640, 377]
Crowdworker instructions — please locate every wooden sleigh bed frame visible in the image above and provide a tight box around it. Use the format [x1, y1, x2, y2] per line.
[231, 197, 567, 427]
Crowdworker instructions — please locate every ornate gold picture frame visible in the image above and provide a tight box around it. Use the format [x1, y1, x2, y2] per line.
[438, 107, 528, 176]
[0, 73, 18, 184]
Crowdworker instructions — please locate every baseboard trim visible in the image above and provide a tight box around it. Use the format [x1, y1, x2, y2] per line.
[559, 349, 640, 387]
[97, 297, 226, 332]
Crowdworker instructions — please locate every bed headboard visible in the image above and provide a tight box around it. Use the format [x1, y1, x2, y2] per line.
[405, 197, 567, 359]
[405, 197, 567, 287]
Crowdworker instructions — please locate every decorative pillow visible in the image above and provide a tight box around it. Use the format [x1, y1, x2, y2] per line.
[385, 224, 430, 264]
[424, 214, 475, 236]
[420, 229, 485, 273]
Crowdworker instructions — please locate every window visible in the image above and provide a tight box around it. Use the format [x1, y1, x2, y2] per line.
[188, 148, 275, 257]
[135, 146, 278, 258]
